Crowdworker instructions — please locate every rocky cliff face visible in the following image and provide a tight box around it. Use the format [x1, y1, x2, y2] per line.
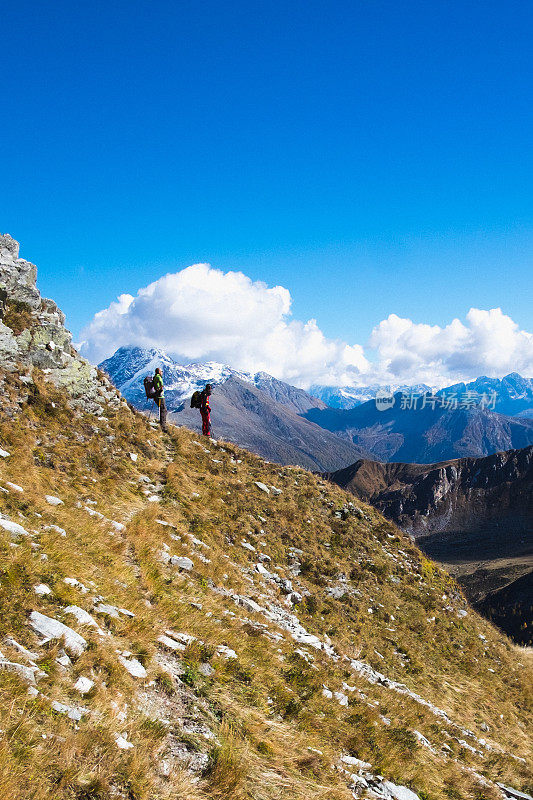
[325, 447, 533, 540]
[326, 447, 533, 644]
[0, 234, 122, 415]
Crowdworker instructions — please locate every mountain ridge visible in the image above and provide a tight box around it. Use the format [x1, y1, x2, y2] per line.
[100, 346, 369, 472]
[311, 374, 533, 416]
[304, 391, 533, 463]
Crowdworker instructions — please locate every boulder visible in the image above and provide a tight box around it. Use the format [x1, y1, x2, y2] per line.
[0, 660, 45, 684]
[170, 556, 194, 571]
[118, 656, 147, 678]
[44, 495, 63, 506]
[50, 700, 88, 722]
[64, 606, 102, 631]
[0, 518, 30, 540]
[74, 676, 95, 694]
[29, 611, 87, 656]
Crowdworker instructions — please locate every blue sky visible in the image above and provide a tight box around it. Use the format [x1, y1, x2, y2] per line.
[2, 0, 532, 384]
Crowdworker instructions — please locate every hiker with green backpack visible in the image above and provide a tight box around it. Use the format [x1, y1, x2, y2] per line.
[143, 368, 168, 432]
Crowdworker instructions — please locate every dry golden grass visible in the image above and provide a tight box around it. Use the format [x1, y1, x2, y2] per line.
[0, 371, 531, 799]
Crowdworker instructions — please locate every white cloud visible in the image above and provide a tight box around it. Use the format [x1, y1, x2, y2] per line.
[369, 308, 533, 387]
[79, 263, 533, 389]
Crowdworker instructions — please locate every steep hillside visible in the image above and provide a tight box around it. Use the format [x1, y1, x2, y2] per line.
[324, 449, 533, 644]
[304, 394, 533, 463]
[0, 235, 531, 800]
[101, 347, 366, 472]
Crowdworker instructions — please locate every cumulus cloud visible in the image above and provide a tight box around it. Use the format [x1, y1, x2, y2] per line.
[369, 308, 533, 387]
[79, 263, 533, 388]
[79, 263, 370, 386]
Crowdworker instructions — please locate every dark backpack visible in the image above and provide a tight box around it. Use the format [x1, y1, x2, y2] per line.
[190, 390, 202, 409]
[143, 376, 156, 399]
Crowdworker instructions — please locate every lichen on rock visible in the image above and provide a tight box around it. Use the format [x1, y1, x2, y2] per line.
[0, 233, 121, 415]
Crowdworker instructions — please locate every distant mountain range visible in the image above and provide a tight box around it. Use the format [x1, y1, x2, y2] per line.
[100, 347, 369, 471]
[310, 383, 431, 410]
[102, 348, 533, 467]
[325, 446, 533, 645]
[440, 373, 533, 417]
[311, 373, 533, 415]
[304, 390, 533, 463]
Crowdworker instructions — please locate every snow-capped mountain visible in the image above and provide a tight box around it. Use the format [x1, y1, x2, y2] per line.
[311, 373, 533, 416]
[100, 347, 252, 410]
[98, 346, 361, 471]
[442, 373, 533, 417]
[310, 383, 432, 410]
[100, 346, 325, 415]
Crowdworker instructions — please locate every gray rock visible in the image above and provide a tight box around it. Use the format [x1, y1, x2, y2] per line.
[157, 635, 186, 652]
[379, 782, 422, 800]
[0, 517, 30, 540]
[34, 583, 52, 596]
[118, 656, 147, 678]
[64, 605, 102, 631]
[0, 233, 122, 415]
[170, 556, 194, 571]
[29, 610, 87, 656]
[94, 603, 120, 619]
[497, 785, 533, 800]
[4, 637, 39, 662]
[115, 734, 134, 750]
[44, 495, 63, 506]
[340, 755, 372, 770]
[216, 645, 237, 659]
[0, 659, 45, 684]
[50, 700, 89, 721]
[74, 676, 95, 694]
[233, 595, 262, 614]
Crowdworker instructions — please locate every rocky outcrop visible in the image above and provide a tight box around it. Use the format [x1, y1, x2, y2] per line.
[325, 447, 533, 644]
[325, 447, 533, 540]
[0, 234, 122, 414]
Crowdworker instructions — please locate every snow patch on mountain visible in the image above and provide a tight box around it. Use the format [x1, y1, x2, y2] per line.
[100, 346, 271, 410]
[311, 383, 432, 410]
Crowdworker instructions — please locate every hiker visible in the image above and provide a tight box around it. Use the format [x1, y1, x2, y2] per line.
[153, 367, 168, 432]
[190, 383, 212, 436]
[199, 384, 212, 437]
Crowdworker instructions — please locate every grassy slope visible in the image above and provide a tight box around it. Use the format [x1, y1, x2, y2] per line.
[0, 371, 531, 800]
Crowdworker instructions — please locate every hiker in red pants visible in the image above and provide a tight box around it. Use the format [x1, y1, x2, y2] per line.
[200, 384, 212, 437]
